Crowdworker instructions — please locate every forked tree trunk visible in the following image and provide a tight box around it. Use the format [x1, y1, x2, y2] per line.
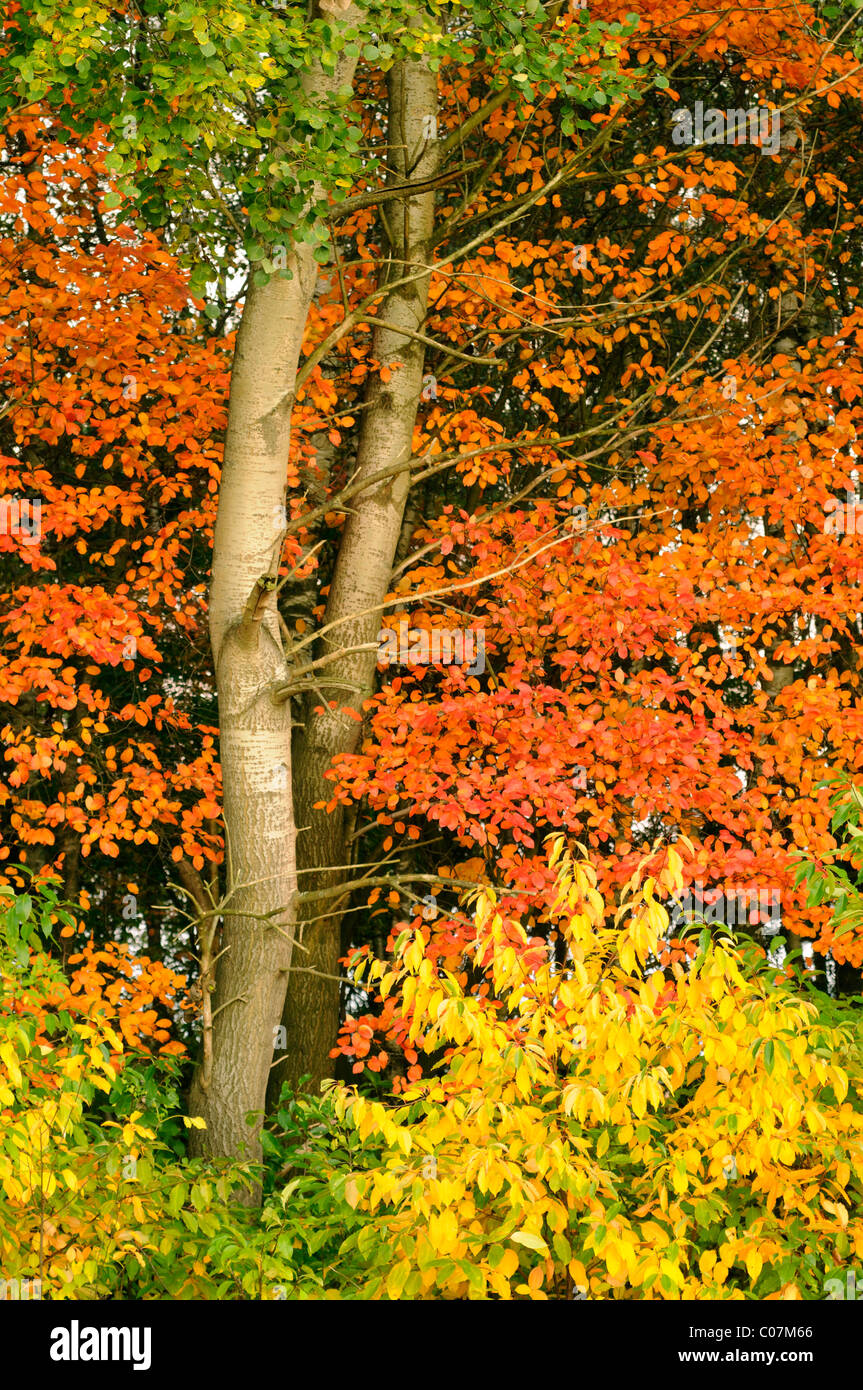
[271, 52, 439, 1102]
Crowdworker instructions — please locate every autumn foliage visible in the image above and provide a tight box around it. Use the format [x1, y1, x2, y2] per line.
[322, 0, 863, 1076]
[321, 841, 863, 1299]
[1, 0, 862, 1033]
[5, 847, 862, 1301]
[2, 0, 863, 1301]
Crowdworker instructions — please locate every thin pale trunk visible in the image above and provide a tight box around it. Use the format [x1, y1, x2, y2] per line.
[271, 52, 438, 1102]
[187, 266, 308, 1169]
[189, 12, 361, 1187]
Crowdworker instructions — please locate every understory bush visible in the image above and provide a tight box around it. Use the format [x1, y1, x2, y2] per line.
[2, 846, 862, 1300]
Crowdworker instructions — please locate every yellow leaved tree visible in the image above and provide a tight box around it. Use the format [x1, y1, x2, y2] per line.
[326, 839, 863, 1299]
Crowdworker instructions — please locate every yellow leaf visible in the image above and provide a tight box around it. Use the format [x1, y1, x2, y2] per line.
[511, 1230, 548, 1253]
[386, 1259, 410, 1299]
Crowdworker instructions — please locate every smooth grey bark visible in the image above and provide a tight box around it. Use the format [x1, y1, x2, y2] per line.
[271, 51, 439, 1103]
[188, 9, 361, 1186]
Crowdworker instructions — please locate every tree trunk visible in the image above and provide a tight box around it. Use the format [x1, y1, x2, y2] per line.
[188, 10, 361, 1188]
[271, 51, 439, 1102]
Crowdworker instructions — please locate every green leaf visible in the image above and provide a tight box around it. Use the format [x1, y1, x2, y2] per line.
[553, 1232, 572, 1263]
[487, 1242, 506, 1269]
[167, 1183, 186, 1217]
